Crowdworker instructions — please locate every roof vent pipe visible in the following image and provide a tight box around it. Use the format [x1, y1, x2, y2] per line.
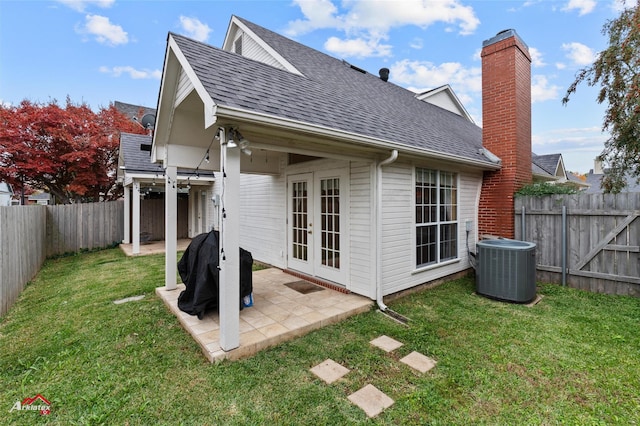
[379, 68, 389, 82]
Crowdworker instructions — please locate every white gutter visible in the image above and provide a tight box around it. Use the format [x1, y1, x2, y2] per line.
[214, 105, 501, 170]
[376, 150, 398, 311]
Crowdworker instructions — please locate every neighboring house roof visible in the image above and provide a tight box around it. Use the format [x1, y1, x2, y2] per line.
[158, 16, 500, 169]
[114, 101, 156, 121]
[28, 193, 50, 201]
[531, 153, 568, 181]
[28, 193, 52, 204]
[583, 171, 640, 193]
[120, 133, 165, 174]
[533, 153, 564, 176]
[567, 172, 589, 186]
[531, 162, 554, 180]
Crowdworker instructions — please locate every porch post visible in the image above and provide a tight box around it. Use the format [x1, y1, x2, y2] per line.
[132, 181, 141, 255]
[123, 186, 130, 244]
[219, 130, 240, 351]
[165, 166, 178, 290]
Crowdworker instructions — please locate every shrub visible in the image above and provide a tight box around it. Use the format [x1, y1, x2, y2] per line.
[516, 181, 579, 196]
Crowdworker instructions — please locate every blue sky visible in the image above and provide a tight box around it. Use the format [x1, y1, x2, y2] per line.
[0, 0, 633, 173]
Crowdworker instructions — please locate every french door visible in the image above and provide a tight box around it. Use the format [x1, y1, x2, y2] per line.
[287, 170, 347, 284]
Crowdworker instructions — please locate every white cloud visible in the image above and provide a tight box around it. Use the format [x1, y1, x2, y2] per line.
[286, 0, 342, 36]
[555, 62, 567, 70]
[178, 16, 211, 43]
[410, 37, 423, 50]
[78, 14, 128, 46]
[612, 0, 636, 12]
[529, 47, 546, 67]
[391, 59, 481, 102]
[532, 126, 607, 172]
[562, 42, 596, 66]
[57, 0, 114, 12]
[324, 36, 392, 58]
[286, 0, 479, 59]
[563, 0, 597, 15]
[99, 66, 161, 80]
[531, 75, 560, 103]
[533, 126, 603, 147]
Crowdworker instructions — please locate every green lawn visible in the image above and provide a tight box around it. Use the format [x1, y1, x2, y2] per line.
[1, 248, 639, 425]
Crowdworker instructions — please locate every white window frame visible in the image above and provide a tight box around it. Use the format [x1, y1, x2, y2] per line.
[414, 167, 459, 269]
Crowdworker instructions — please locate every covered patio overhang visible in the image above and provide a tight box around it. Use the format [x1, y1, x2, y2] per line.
[152, 104, 383, 353]
[121, 171, 214, 255]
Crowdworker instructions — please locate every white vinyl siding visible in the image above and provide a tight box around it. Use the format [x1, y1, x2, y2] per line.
[226, 155, 481, 300]
[235, 31, 287, 71]
[348, 162, 375, 297]
[175, 68, 194, 107]
[381, 160, 482, 296]
[238, 173, 287, 269]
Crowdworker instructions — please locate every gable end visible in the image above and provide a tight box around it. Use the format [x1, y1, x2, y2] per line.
[223, 16, 302, 76]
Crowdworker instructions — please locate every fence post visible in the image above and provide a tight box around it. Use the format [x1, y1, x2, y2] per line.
[562, 205, 567, 287]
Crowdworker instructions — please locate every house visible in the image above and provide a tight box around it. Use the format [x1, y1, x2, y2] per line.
[116, 132, 215, 255]
[114, 101, 157, 133]
[27, 192, 52, 205]
[583, 159, 640, 193]
[532, 153, 568, 182]
[151, 17, 532, 350]
[0, 182, 13, 206]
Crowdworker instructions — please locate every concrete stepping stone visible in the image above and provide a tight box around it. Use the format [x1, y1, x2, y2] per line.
[310, 358, 350, 384]
[348, 384, 394, 418]
[370, 335, 403, 352]
[400, 351, 437, 373]
[113, 295, 145, 305]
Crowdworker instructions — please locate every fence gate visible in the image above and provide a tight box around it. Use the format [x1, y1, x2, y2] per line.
[515, 193, 640, 296]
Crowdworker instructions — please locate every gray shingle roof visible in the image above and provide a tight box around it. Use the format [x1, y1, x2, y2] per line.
[583, 172, 640, 193]
[120, 133, 164, 174]
[114, 101, 156, 121]
[169, 17, 491, 165]
[120, 132, 214, 177]
[532, 162, 551, 177]
[532, 153, 561, 176]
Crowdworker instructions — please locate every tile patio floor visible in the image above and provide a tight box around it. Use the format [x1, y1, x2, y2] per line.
[156, 267, 373, 362]
[119, 239, 192, 256]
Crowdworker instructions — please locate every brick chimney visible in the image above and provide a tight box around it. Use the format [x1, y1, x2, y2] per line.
[479, 29, 532, 238]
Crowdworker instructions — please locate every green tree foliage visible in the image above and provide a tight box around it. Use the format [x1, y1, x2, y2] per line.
[516, 181, 579, 196]
[0, 98, 146, 204]
[562, 1, 640, 193]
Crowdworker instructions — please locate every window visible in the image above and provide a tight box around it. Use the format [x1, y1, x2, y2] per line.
[416, 168, 458, 267]
[234, 36, 242, 55]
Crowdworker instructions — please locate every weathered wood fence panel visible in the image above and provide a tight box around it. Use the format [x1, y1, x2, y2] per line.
[0, 206, 47, 317]
[45, 201, 124, 257]
[1, 201, 124, 316]
[515, 193, 640, 297]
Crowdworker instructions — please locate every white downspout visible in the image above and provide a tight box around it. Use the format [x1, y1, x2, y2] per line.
[376, 149, 398, 311]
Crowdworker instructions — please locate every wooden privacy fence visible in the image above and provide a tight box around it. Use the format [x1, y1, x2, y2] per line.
[0, 206, 47, 317]
[515, 193, 640, 297]
[47, 201, 124, 257]
[0, 201, 124, 316]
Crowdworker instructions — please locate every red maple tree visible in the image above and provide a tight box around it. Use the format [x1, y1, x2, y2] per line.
[0, 98, 146, 204]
